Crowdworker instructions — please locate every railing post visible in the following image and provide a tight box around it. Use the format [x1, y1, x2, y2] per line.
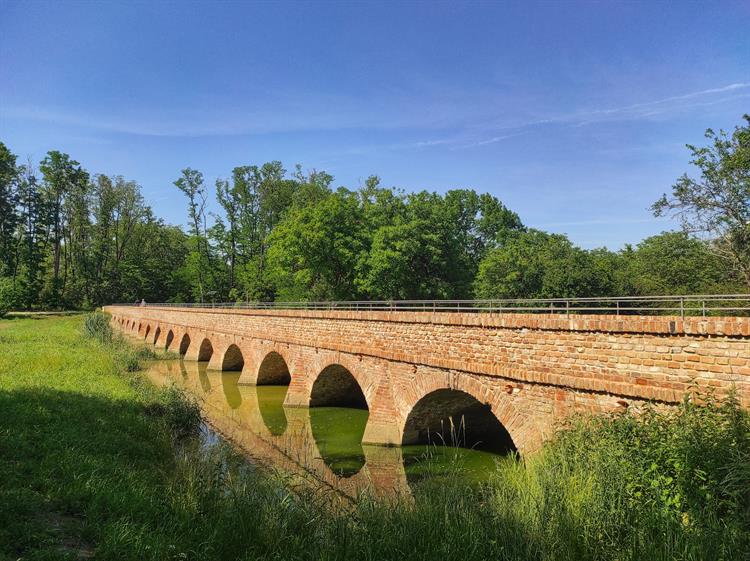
[680, 297, 685, 319]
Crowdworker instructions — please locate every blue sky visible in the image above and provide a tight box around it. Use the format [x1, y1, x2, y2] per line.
[1, 1, 748, 249]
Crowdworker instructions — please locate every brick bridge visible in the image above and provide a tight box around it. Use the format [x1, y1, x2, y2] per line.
[104, 304, 750, 455]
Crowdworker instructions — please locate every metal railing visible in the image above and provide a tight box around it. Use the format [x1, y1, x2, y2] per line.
[112, 294, 750, 318]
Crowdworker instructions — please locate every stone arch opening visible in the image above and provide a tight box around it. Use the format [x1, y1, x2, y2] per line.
[179, 334, 191, 356]
[221, 344, 244, 371]
[257, 352, 291, 385]
[165, 330, 174, 350]
[197, 338, 213, 362]
[153, 327, 161, 345]
[402, 389, 516, 455]
[310, 364, 368, 409]
[144, 325, 151, 339]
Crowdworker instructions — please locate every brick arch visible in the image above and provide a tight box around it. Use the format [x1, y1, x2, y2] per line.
[220, 344, 245, 371]
[310, 363, 369, 409]
[144, 324, 151, 340]
[283, 350, 380, 411]
[178, 332, 191, 356]
[402, 387, 517, 454]
[196, 337, 214, 362]
[153, 326, 162, 345]
[392, 368, 542, 454]
[256, 350, 292, 385]
[164, 328, 175, 351]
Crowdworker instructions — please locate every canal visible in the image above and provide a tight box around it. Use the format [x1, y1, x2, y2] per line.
[145, 359, 510, 501]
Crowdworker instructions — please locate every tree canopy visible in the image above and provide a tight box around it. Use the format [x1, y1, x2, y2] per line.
[0, 115, 746, 312]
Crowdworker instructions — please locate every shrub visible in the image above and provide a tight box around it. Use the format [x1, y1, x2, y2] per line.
[161, 384, 202, 439]
[0, 277, 18, 318]
[82, 311, 113, 343]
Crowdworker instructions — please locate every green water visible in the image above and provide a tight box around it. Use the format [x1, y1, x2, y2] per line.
[309, 407, 368, 477]
[256, 385, 288, 436]
[147, 360, 508, 498]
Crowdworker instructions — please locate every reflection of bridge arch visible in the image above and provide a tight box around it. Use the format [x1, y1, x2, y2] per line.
[148, 360, 409, 501]
[221, 371, 243, 409]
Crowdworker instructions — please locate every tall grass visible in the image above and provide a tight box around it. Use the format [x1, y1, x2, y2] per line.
[82, 310, 203, 439]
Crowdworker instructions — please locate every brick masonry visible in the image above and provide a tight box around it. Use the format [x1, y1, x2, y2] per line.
[104, 305, 750, 454]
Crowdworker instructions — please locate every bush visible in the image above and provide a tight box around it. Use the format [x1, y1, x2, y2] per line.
[0, 277, 18, 318]
[161, 384, 202, 439]
[82, 311, 113, 343]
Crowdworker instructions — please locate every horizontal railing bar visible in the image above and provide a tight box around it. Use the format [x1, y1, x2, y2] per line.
[109, 294, 750, 317]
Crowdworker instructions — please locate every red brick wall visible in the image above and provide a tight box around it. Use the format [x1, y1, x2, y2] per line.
[105, 305, 750, 453]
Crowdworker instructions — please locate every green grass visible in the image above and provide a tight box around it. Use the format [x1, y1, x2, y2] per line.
[1, 315, 748, 561]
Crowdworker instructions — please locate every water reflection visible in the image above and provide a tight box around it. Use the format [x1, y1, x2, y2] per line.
[221, 372, 243, 410]
[309, 407, 367, 477]
[145, 359, 504, 501]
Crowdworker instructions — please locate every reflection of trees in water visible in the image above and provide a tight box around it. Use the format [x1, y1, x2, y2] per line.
[309, 407, 368, 478]
[221, 372, 243, 409]
[256, 386, 289, 436]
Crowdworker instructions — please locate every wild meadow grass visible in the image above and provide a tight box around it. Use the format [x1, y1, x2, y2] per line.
[1, 314, 748, 560]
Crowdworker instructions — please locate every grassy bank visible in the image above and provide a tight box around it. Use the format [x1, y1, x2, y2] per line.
[1, 315, 748, 561]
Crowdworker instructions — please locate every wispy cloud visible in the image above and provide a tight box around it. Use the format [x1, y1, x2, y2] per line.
[535, 217, 662, 228]
[2, 82, 747, 150]
[464, 82, 750, 146]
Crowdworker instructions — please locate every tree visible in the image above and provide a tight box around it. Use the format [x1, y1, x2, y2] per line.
[266, 190, 366, 301]
[38, 151, 90, 307]
[652, 115, 750, 288]
[474, 230, 602, 299]
[0, 142, 19, 277]
[174, 168, 217, 302]
[627, 231, 737, 295]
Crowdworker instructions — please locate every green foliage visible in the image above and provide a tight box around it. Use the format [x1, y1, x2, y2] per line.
[82, 311, 113, 343]
[653, 114, 750, 288]
[475, 229, 606, 299]
[159, 385, 203, 439]
[267, 189, 367, 300]
[0, 276, 19, 317]
[628, 231, 738, 295]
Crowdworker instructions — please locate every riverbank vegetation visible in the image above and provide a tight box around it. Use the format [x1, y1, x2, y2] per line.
[0, 115, 748, 311]
[1, 314, 748, 560]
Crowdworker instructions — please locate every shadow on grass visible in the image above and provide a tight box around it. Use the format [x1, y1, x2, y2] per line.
[0, 387, 172, 559]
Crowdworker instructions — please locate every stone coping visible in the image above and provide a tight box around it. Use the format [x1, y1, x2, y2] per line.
[104, 305, 750, 337]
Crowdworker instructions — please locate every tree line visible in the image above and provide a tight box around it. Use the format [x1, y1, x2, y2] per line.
[0, 115, 747, 312]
